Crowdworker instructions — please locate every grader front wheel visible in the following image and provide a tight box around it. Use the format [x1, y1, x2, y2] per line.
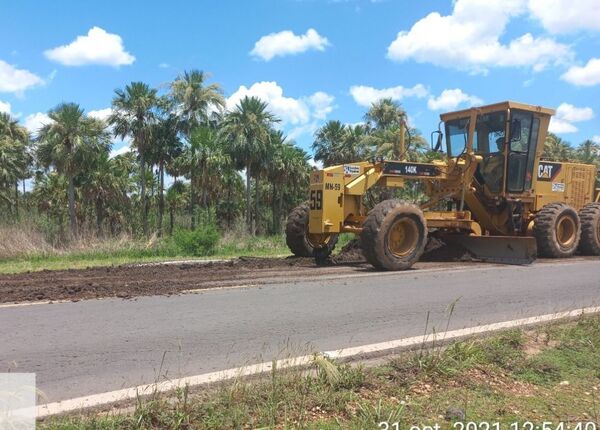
[285, 203, 338, 259]
[360, 199, 428, 271]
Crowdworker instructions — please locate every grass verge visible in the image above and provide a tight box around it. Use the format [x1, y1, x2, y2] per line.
[0, 233, 355, 275]
[0, 235, 288, 274]
[41, 313, 600, 429]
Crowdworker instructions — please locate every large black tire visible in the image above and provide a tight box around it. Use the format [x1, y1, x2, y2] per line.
[285, 204, 338, 258]
[533, 202, 581, 258]
[360, 199, 427, 271]
[579, 202, 600, 255]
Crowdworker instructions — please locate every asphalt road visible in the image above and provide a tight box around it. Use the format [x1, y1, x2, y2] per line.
[1, 259, 599, 403]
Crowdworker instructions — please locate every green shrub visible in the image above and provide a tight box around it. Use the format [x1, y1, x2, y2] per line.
[173, 225, 220, 256]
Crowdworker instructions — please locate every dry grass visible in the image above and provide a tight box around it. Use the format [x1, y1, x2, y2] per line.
[0, 225, 54, 258]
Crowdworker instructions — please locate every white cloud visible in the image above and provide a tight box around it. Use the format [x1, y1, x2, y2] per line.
[561, 58, 600, 87]
[23, 112, 52, 136]
[349, 84, 428, 107]
[427, 89, 482, 111]
[0, 60, 44, 94]
[88, 107, 112, 122]
[226, 81, 335, 126]
[250, 28, 329, 61]
[110, 143, 131, 158]
[288, 122, 321, 141]
[0, 100, 11, 114]
[593, 135, 600, 144]
[528, 0, 600, 33]
[158, 63, 170, 69]
[44, 27, 135, 67]
[387, 0, 572, 73]
[308, 92, 335, 119]
[549, 103, 594, 134]
[555, 103, 594, 122]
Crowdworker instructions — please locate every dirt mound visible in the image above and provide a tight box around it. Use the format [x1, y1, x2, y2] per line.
[332, 237, 473, 264]
[332, 239, 365, 263]
[420, 237, 475, 262]
[0, 256, 325, 304]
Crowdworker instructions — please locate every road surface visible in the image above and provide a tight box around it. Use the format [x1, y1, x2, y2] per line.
[1, 258, 599, 403]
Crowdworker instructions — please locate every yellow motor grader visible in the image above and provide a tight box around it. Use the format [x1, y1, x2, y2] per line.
[285, 101, 600, 270]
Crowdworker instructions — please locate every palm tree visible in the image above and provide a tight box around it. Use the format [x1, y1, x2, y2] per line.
[170, 70, 225, 134]
[80, 151, 131, 235]
[0, 137, 21, 207]
[149, 116, 182, 235]
[32, 171, 69, 240]
[543, 133, 574, 161]
[166, 180, 188, 234]
[312, 120, 347, 167]
[37, 103, 110, 237]
[222, 96, 279, 234]
[177, 125, 228, 226]
[575, 139, 600, 165]
[170, 70, 225, 229]
[0, 113, 31, 216]
[110, 82, 159, 236]
[267, 131, 310, 234]
[313, 121, 367, 166]
[364, 98, 406, 130]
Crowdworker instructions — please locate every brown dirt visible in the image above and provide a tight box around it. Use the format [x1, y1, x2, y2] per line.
[0, 257, 375, 304]
[1, 248, 587, 305]
[332, 239, 365, 263]
[333, 237, 475, 264]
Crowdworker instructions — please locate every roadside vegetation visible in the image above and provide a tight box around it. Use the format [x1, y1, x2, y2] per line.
[41, 314, 600, 429]
[1, 70, 599, 270]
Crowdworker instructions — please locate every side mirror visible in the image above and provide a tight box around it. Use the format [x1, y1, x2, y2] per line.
[510, 119, 522, 141]
[431, 130, 444, 152]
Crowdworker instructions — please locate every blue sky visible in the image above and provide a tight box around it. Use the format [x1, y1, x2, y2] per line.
[1, 0, 599, 158]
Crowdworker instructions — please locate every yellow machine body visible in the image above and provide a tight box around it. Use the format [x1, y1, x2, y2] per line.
[307, 101, 599, 259]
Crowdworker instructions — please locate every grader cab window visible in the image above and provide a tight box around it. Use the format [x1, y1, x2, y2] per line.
[473, 111, 506, 194]
[507, 110, 539, 192]
[445, 118, 469, 157]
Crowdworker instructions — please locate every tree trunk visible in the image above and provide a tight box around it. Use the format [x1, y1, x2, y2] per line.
[67, 174, 77, 237]
[254, 174, 260, 236]
[158, 161, 165, 237]
[190, 149, 196, 230]
[140, 152, 148, 237]
[14, 181, 19, 219]
[271, 181, 277, 235]
[278, 184, 284, 235]
[169, 205, 174, 235]
[227, 186, 232, 230]
[245, 159, 252, 234]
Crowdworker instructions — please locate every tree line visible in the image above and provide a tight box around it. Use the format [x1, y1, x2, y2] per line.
[1, 83, 599, 244]
[0, 70, 315, 242]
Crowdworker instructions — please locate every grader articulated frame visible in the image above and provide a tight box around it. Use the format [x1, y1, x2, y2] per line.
[286, 101, 600, 270]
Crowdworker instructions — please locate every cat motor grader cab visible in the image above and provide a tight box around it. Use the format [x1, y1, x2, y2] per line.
[285, 101, 600, 270]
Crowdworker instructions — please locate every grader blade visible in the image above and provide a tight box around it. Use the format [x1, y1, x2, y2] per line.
[443, 235, 537, 265]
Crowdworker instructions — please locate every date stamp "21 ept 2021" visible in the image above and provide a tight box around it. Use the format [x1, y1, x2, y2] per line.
[378, 423, 598, 430]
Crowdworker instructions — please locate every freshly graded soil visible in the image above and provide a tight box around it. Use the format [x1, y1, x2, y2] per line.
[0, 256, 347, 304]
[1, 242, 576, 305]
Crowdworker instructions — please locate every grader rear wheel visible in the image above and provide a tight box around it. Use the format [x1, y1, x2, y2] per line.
[533, 202, 581, 258]
[578, 202, 600, 255]
[360, 199, 427, 271]
[285, 203, 338, 259]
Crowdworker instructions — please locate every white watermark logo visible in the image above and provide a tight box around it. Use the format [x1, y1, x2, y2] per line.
[0, 373, 36, 430]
